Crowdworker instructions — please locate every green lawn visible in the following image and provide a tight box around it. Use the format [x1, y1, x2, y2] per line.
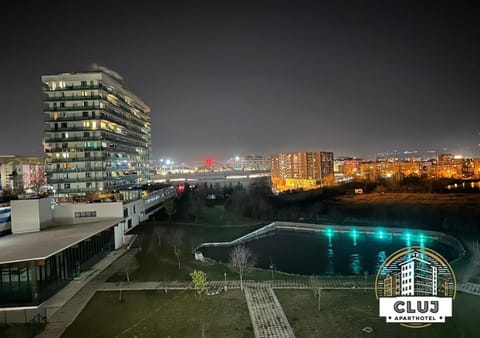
[0, 325, 44, 338]
[276, 289, 480, 338]
[195, 205, 257, 226]
[62, 290, 253, 338]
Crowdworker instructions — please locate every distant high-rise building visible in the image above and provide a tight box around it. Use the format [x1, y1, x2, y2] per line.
[270, 151, 334, 192]
[226, 155, 271, 171]
[42, 71, 151, 200]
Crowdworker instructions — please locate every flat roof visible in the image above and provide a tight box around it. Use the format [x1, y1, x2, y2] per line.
[0, 218, 123, 265]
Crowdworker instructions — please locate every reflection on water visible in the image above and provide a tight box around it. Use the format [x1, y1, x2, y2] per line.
[376, 251, 386, 272]
[350, 253, 361, 274]
[200, 229, 460, 276]
[326, 246, 334, 275]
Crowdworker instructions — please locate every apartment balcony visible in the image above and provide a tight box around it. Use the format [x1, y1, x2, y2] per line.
[45, 146, 103, 153]
[46, 167, 106, 173]
[48, 177, 107, 184]
[43, 104, 101, 112]
[54, 187, 98, 194]
[46, 156, 107, 163]
[43, 84, 100, 92]
[44, 126, 101, 133]
[44, 94, 102, 102]
[45, 135, 104, 143]
[44, 115, 93, 123]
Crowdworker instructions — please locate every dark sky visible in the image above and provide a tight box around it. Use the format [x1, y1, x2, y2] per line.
[1, 1, 480, 161]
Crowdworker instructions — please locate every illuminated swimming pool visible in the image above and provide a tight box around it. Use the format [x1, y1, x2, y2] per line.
[197, 222, 464, 276]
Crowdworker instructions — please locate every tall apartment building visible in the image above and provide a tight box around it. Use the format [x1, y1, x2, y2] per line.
[270, 151, 334, 192]
[43, 71, 151, 199]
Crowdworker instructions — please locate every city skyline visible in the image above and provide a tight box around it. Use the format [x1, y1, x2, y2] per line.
[1, 1, 480, 160]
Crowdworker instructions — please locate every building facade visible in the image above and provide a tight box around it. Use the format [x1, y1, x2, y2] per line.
[399, 252, 437, 296]
[0, 156, 46, 196]
[42, 72, 151, 200]
[270, 151, 334, 192]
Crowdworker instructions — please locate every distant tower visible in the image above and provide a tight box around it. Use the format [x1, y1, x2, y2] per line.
[42, 70, 151, 200]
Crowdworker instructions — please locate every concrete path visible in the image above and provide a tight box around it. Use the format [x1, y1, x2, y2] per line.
[457, 282, 480, 296]
[97, 278, 374, 291]
[35, 248, 134, 338]
[245, 287, 295, 338]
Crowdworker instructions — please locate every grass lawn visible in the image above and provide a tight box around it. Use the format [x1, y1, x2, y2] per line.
[276, 289, 480, 338]
[0, 325, 44, 338]
[62, 290, 253, 338]
[194, 205, 257, 226]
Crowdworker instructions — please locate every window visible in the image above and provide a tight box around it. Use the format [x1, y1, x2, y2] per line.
[60, 102, 65, 108]
[86, 182, 92, 188]
[82, 111, 88, 117]
[61, 122, 67, 128]
[83, 101, 88, 107]
[85, 152, 90, 158]
[85, 172, 91, 177]
[64, 183, 70, 189]
[84, 132, 90, 137]
[74, 211, 96, 218]
[81, 81, 87, 86]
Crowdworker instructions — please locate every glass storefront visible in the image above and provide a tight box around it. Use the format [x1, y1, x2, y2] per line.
[0, 227, 114, 307]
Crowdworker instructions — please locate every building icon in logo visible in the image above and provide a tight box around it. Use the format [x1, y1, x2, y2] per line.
[376, 246, 456, 328]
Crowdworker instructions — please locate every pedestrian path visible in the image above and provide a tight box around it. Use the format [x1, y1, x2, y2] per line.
[457, 282, 480, 295]
[245, 287, 295, 338]
[98, 278, 374, 291]
[36, 248, 134, 338]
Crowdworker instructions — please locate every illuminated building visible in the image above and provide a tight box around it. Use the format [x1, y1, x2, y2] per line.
[399, 251, 437, 296]
[0, 155, 45, 195]
[226, 154, 271, 171]
[270, 151, 334, 192]
[383, 273, 401, 296]
[42, 71, 151, 200]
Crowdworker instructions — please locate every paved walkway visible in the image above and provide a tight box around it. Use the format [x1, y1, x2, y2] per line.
[98, 278, 375, 291]
[245, 287, 295, 338]
[36, 248, 134, 338]
[457, 282, 480, 296]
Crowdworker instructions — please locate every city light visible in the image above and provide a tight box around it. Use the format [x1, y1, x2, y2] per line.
[324, 227, 334, 238]
[404, 231, 412, 246]
[375, 228, 385, 240]
[350, 228, 359, 246]
[418, 233, 425, 246]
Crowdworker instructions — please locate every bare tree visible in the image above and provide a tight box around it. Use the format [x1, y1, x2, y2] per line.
[28, 166, 47, 194]
[168, 229, 184, 270]
[309, 276, 322, 312]
[229, 246, 256, 290]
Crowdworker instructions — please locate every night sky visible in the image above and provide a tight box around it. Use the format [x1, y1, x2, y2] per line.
[1, 1, 480, 161]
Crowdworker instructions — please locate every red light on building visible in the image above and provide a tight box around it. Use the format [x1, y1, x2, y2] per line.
[205, 157, 214, 166]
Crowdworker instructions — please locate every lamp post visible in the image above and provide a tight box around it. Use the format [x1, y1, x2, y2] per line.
[224, 272, 227, 292]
